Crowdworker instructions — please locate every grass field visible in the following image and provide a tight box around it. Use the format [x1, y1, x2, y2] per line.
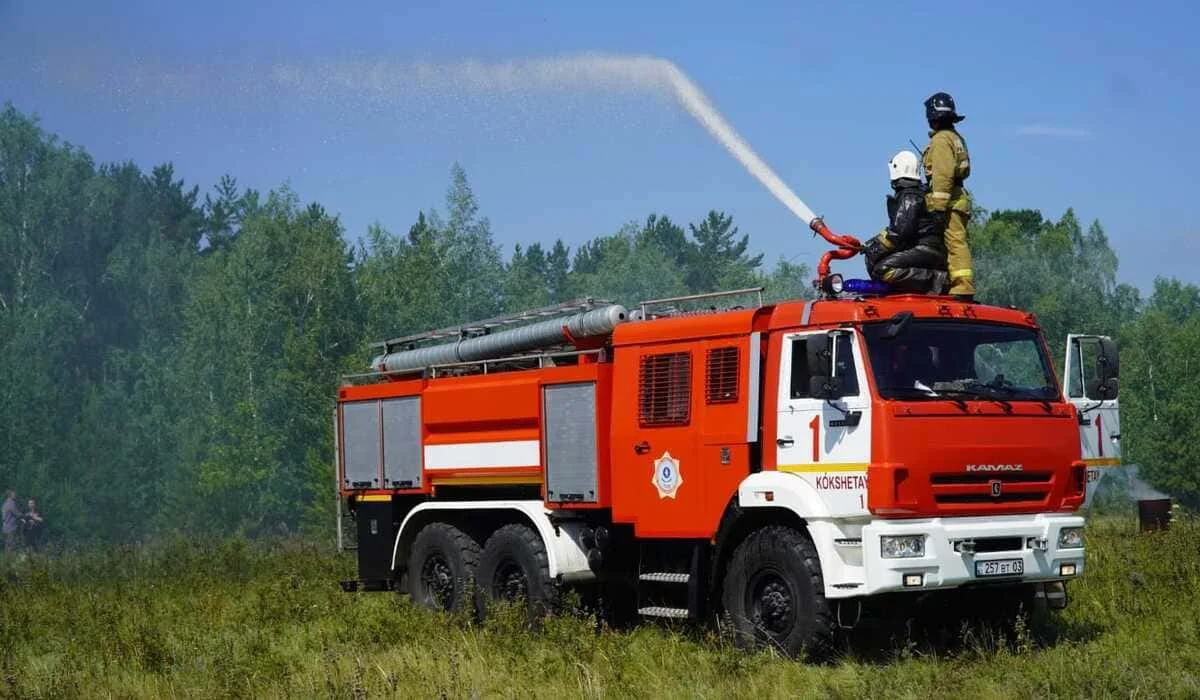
[1, 515, 1197, 699]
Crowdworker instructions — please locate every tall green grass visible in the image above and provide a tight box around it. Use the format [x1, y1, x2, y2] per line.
[1, 517, 1197, 698]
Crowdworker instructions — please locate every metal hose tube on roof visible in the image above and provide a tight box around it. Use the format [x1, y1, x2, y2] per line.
[372, 304, 627, 373]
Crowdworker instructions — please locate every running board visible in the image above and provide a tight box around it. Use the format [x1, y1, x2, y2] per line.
[636, 540, 709, 621]
[639, 572, 690, 583]
[638, 606, 689, 619]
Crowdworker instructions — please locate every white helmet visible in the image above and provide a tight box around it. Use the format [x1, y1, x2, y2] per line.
[888, 150, 921, 182]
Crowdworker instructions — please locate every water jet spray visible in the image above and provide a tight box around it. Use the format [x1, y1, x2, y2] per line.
[269, 54, 863, 283]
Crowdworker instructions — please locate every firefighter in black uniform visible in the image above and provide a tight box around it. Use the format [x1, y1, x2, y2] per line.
[862, 150, 949, 293]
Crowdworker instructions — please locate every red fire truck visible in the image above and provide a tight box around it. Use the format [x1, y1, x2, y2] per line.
[335, 284, 1120, 657]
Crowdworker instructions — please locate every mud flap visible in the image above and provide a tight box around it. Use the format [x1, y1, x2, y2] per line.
[355, 498, 397, 589]
[1033, 581, 1068, 610]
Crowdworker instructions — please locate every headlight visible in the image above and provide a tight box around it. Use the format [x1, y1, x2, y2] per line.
[881, 535, 925, 558]
[1058, 527, 1084, 549]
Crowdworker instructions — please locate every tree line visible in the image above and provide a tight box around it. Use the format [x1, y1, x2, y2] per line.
[1, 104, 1196, 542]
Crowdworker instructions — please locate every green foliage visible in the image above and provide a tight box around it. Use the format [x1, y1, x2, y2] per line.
[0, 521, 1197, 696]
[171, 190, 359, 535]
[566, 210, 781, 305]
[569, 221, 689, 303]
[971, 208, 1141, 359]
[1119, 279, 1200, 507]
[504, 242, 554, 310]
[686, 210, 763, 292]
[760, 258, 814, 304]
[0, 106, 201, 542]
[355, 164, 506, 345]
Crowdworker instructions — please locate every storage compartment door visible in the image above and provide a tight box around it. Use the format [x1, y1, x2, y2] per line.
[543, 382, 598, 503]
[382, 396, 423, 489]
[342, 400, 382, 489]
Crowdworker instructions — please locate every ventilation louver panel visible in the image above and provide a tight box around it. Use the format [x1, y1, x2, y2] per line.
[639, 352, 692, 427]
[705, 346, 740, 404]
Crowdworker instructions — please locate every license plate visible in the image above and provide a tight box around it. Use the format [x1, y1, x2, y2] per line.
[975, 559, 1024, 577]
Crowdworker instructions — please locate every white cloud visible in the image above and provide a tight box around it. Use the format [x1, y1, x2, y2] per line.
[1015, 125, 1094, 139]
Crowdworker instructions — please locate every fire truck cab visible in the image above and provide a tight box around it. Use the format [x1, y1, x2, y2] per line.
[335, 289, 1120, 657]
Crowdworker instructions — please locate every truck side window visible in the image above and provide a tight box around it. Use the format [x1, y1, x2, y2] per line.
[789, 339, 810, 398]
[1067, 340, 1103, 399]
[789, 335, 860, 398]
[1067, 355, 1084, 398]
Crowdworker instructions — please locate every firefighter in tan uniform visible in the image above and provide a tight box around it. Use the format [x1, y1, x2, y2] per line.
[922, 92, 974, 300]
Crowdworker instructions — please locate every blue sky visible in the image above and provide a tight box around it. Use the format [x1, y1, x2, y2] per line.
[1, 0, 1196, 291]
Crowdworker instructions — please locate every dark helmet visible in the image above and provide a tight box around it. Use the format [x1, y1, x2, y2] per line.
[924, 92, 965, 124]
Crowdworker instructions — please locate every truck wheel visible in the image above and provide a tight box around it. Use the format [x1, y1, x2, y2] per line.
[475, 523, 556, 619]
[407, 522, 480, 613]
[721, 525, 834, 659]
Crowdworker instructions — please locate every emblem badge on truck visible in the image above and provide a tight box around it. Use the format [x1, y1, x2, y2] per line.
[990, 480, 1003, 498]
[965, 464, 1023, 472]
[652, 452, 683, 499]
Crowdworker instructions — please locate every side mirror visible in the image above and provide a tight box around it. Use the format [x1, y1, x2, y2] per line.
[806, 333, 832, 378]
[809, 374, 843, 400]
[1086, 376, 1119, 400]
[1085, 337, 1119, 400]
[806, 331, 848, 400]
[883, 311, 914, 339]
[1098, 337, 1119, 381]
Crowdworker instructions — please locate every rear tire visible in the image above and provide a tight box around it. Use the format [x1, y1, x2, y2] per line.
[475, 523, 556, 619]
[407, 522, 480, 613]
[721, 525, 834, 659]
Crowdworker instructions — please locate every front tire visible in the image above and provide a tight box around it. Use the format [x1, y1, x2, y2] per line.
[475, 523, 556, 619]
[721, 525, 834, 659]
[407, 522, 480, 613]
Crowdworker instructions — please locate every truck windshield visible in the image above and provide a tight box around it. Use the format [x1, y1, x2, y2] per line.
[860, 320, 1057, 402]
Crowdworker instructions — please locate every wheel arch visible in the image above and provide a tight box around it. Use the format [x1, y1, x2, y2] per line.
[711, 503, 809, 604]
[711, 471, 835, 603]
[391, 501, 596, 583]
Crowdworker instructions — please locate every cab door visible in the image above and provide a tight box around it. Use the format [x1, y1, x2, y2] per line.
[1063, 334, 1121, 503]
[775, 330, 872, 517]
[610, 341, 702, 536]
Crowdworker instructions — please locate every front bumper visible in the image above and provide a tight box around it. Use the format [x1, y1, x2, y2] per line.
[858, 513, 1085, 596]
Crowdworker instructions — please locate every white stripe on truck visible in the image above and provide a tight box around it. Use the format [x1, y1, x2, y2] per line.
[423, 440, 541, 470]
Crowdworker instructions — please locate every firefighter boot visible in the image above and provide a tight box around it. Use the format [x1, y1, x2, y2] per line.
[927, 270, 949, 295]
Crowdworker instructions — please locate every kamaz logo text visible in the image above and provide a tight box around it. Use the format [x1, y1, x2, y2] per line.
[965, 464, 1024, 472]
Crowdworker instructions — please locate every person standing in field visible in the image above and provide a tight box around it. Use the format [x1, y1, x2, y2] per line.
[23, 498, 44, 551]
[2, 490, 21, 555]
[922, 92, 974, 301]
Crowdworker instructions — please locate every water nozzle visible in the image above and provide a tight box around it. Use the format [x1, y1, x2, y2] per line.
[809, 218, 863, 286]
